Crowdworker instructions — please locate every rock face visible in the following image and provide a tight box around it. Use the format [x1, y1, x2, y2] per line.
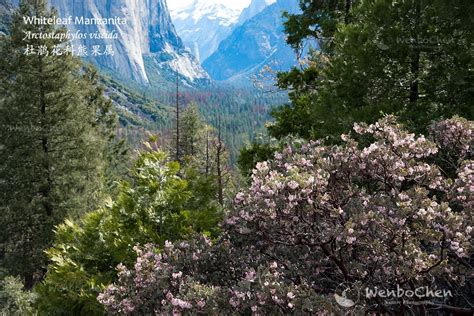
[202, 0, 301, 83]
[47, 0, 210, 86]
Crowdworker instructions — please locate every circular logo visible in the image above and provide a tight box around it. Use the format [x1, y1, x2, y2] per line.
[334, 283, 360, 308]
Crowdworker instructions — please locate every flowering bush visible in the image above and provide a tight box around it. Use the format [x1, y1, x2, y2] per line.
[98, 237, 235, 315]
[100, 116, 473, 314]
[99, 238, 339, 315]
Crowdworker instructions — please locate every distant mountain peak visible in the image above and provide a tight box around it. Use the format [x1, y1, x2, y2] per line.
[170, 1, 243, 62]
[170, 0, 276, 63]
[202, 0, 302, 83]
[237, 0, 277, 25]
[171, 1, 240, 24]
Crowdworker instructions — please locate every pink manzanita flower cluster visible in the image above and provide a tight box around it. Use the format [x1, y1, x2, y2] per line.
[98, 238, 335, 315]
[429, 116, 473, 158]
[452, 160, 474, 210]
[228, 116, 472, 304]
[99, 116, 473, 314]
[98, 239, 212, 315]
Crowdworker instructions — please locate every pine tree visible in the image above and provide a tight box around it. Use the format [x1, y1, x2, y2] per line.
[283, 0, 358, 54]
[269, 0, 473, 141]
[180, 103, 205, 159]
[174, 69, 181, 163]
[174, 104, 231, 205]
[0, 0, 109, 287]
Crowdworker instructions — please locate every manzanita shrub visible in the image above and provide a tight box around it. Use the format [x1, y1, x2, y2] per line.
[99, 116, 473, 314]
[98, 238, 336, 315]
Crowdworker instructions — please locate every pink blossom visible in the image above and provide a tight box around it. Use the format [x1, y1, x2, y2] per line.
[287, 180, 299, 190]
[171, 298, 192, 309]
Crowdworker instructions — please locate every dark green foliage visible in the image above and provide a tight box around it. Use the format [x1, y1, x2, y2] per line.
[0, 0, 112, 287]
[34, 145, 222, 315]
[0, 276, 37, 315]
[181, 166, 222, 238]
[109, 70, 288, 164]
[269, 0, 474, 142]
[238, 141, 278, 178]
[283, 0, 358, 53]
[191, 90, 286, 164]
[179, 103, 205, 159]
[266, 52, 326, 140]
[102, 75, 173, 131]
[82, 66, 129, 193]
[99, 72, 285, 165]
[177, 104, 235, 206]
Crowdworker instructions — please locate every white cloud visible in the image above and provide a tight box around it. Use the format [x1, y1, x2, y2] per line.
[167, 0, 252, 11]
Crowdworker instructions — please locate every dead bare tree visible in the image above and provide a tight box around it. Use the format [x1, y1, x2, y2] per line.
[175, 68, 181, 163]
[205, 129, 210, 176]
[216, 115, 224, 205]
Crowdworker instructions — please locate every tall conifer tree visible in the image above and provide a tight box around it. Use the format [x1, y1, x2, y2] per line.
[0, 0, 109, 286]
[269, 0, 473, 140]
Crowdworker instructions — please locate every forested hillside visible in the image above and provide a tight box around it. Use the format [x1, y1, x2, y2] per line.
[101, 74, 287, 163]
[0, 0, 14, 34]
[0, 0, 472, 315]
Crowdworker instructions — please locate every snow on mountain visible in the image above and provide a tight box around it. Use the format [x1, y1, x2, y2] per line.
[169, 0, 276, 63]
[173, 1, 240, 25]
[237, 0, 276, 25]
[202, 0, 302, 83]
[170, 0, 242, 62]
[168, 0, 251, 12]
